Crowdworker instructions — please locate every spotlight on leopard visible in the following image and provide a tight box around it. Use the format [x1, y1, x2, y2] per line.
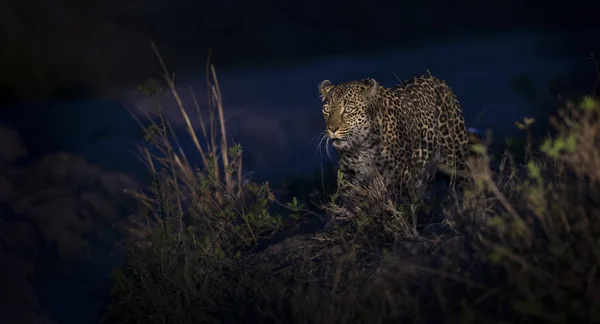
[318, 74, 471, 202]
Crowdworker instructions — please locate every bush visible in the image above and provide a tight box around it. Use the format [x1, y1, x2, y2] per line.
[104, 47, 600, 323]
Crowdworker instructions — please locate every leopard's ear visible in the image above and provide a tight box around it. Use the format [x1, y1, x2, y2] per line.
[361, 78, 378, 99]
[319, 80, 333, 100]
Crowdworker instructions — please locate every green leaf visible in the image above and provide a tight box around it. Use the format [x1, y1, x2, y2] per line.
[580, 96, 598, 111]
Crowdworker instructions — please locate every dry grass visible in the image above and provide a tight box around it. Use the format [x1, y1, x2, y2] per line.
[103, 47, 600, 324]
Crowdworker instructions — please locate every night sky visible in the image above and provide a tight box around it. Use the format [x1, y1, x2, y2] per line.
[1, 0, 600, 323]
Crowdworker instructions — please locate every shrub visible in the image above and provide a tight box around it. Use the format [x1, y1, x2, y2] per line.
[104, 45, 290, 323]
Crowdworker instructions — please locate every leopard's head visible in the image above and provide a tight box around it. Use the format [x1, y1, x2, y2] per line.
[319, 78, 380, 150]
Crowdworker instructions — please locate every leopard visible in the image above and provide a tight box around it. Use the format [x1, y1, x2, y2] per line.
[318, 73, 471, 209]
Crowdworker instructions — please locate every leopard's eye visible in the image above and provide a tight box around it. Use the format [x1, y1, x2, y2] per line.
[322, 105, 330, 114]
[345, 105, 355, 113]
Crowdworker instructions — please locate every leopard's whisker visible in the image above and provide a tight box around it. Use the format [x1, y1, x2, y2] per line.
[309, 133, 322, 144]
[326, 137, 334, 162]
[315, 133, 327, 157]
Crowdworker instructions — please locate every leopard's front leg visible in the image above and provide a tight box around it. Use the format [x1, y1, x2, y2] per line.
[401, 161, 437, 229]
[335, 168, 360, 200]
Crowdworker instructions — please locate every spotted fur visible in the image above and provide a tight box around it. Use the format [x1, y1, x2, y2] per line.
[319, 74, 470, 201]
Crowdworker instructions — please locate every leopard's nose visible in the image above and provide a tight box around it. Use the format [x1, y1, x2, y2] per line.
[327, 125, 340, 133]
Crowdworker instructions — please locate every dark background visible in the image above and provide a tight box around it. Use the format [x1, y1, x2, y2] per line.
[1, 0, 598, 105]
